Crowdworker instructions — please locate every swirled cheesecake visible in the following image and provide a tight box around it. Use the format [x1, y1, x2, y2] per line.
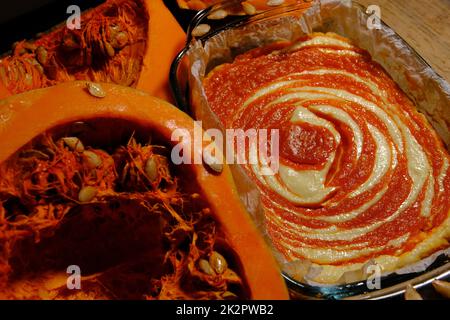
[203, 32, 450, 284]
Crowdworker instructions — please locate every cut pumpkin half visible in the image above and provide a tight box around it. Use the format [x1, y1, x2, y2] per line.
[0, 0, 185, 102]
[0, 82, 288, 300]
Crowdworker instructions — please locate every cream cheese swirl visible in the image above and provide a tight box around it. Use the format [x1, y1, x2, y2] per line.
[204, 32, 450, 284]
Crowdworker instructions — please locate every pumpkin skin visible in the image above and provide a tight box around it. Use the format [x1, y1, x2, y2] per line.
[139, 0, 186, 101]
[0, 82, 288, 300]
[0, 0, 185, 103]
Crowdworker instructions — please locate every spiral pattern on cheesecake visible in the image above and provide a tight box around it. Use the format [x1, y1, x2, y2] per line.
[203, 33, 450, 283]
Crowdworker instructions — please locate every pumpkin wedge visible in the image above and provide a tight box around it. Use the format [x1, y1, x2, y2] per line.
[0, 0, 185, 102]
[0, 82, 288, 300]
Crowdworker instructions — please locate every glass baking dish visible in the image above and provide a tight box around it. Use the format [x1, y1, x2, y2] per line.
[170, 0, 450, 299]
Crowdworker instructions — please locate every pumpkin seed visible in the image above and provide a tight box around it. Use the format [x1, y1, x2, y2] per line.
[209, 251, 227, 274]
[208, 9, 228, 20]
[222, 268, 242, 284]
[36, 62, 45, 75]
[43, 147, 56, 157]
[145, 157, 158, 182]
[14, 44, 26, 55]
[27, 58, 45, 74]
[203, 152, 223, 173]
[113, 32, 128, 48]
[267, 0, 285, 6]
[14, 214, 29, 222]
[24, 73, 33, 86]
[23, 42, 37, 52]
[109, 23, 121, 33]
[0, 66, 7, 84]
[8, 65, 17, 82]
[104, 41, 115, 57]
[242, 2, 257, 15]
[191, 24, 211, 38]
[432, 280, 450, 298]
[199, 259, 216, 276]
[16, 63, 26, 82]
[82, 151, 102, 169]
[36, 46, 48, 65]
[78, 186, 98, 203]
[86, 82, 106, 98]
[404, 285, 422, 300]
[222, 291, 238, 300]
[62, 137, 85, 152]
[20, 149, 50, 160]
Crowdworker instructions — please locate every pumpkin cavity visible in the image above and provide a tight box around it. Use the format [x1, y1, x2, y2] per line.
[0, 118, 248, 300]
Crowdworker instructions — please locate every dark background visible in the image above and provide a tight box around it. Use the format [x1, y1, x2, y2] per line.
[0, 0, 194, 53]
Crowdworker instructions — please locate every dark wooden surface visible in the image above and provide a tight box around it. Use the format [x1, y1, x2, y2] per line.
[358, 0, 450, 82]
[0, 0, 104, 53]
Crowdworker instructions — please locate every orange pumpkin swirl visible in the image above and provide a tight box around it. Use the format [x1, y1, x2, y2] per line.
[203, 33, 450, 284]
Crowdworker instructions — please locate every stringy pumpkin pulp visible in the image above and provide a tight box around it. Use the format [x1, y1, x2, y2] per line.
[0, 131, 246, 300]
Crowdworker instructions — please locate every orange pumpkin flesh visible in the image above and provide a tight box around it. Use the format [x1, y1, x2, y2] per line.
[0, 82, 288, 300]
[0, 0, 185, 103]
